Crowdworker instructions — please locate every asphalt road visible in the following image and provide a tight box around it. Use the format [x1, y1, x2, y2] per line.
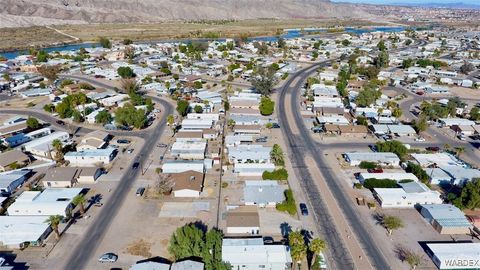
[63, 96, 173, 270]
[278, 62, 391, 270]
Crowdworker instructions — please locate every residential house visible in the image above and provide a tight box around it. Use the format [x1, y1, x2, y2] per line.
[425, 243, 480, 270]
[374, 182, 442, 208]
[344, 152, 400, 167]
[23, 131, 70, 159]
[0, 216, 52, 249]
[226, 206, 260, 235]
[234, 163, 275, 177]
[77, 130, 110, 151]
[244, 181, 285, 207]
[170, 141, 206, 160]
[222, 238, 292, 270]
[228, 145, 271, 164]
[162, 160, 205, 174]
[7, 188, 82, 216]
[77, 167, 102, 184]
[420, 204, 471, 234]
[0, 150, 30, 172]
[170, 170, 204, 198]
[64, 148, 116, 167]
[42, 167, 79, 188]
[0, 170, 30, 196]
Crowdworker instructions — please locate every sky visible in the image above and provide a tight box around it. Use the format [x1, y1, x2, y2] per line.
[330, 0, 479, 4]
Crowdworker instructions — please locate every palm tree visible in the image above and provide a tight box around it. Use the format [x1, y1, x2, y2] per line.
[270, 144, 285, 166]
[51, 139, 64, 162]
[443, 143, 451, 152]
[382, 215, 404, 236]
[45, 215, 63, 240]
[309, 238, 327, 268]
[72, 194, 87, 216]
[455, 146, 465, 158]
[289, 231, 307, 270]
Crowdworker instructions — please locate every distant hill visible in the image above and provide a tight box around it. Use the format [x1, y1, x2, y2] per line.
[0, 0, 371, 27]
[391, 2, 480, 9]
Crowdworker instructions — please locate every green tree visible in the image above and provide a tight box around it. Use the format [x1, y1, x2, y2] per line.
[342, 39, 351, 46]
[194, 105, 203, 113]
[167, 114, 175, 126]
[259, 96, 275, 116]
[381, 215, 403, 235]
[95, 110, 113, 125]
[43, 104, 55, 113]
[38, 65, 60, 82]
[115, 104, 147, 129]
[45, 215, 63, 240]
[470, 107, 480, 121]
[356, 116, 368, 126]
[412, 116, 428, 133]
[36, 50, 49, 62]
[375, 50, 389, 69]
[176, 100, 190, 116]
[355, 87, 381, 107]
[289, 231, 307, 270]
[402, 58, 414, 69]
[375, 140, 408, 159]
[117, 66, 135, 79]
[72, 194, 87, 216]
[377, 40, 387, 51]
[309, 238, 327, 268]
[392, 107, 403, 118]
[224, 101, 230, 111]
[453, 179, 480, 210]
[99, 36, 112, 49]
[26, 117, 40, 129]
[270, 144, 285, 166]
[168, 223, 230, 270]
[251, 66, 278, 96]
[72, 110, 83, 122]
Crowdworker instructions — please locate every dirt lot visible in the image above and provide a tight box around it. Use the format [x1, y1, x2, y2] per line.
[0, 26, 74, 52]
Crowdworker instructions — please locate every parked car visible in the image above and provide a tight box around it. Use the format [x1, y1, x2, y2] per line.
[312, 126, 323, 133]
[255, 137, 268, 143]
[271, 123, 280, 128]
[426, 146, 440, 152]
[56, 120, 65, 125]
[299, 203, 309, 216]
[263, 236, 274, 244]
[132, 162, 140, 170]
[136, 187, 145, 196]
[127, 149, 134, 154]
[117, 139, 130, 144]
[414, 137, 426, 142]
[367, 168, 384, 173]
[94, 203, 103, 207]
[354, 172, 361, 179]
[157, 143, 168, 148]
[458, 135, 467, 141]
[98, 253, 118, 263]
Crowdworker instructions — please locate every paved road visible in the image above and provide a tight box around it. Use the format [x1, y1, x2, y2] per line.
[278, 63, 391, 269]
[63, 97, 173, 270]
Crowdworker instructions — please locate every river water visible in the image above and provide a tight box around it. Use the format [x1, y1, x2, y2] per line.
[2, 26, 406, 59]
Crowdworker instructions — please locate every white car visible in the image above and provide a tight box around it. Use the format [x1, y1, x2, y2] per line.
[415, 137, 426, 142]
[98, 253, 118, 263]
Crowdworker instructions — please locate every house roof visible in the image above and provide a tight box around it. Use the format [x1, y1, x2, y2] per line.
[420, 204, 471, 228]
[244, 181, 285, 205]
[43, 167, 79, 183]
[0, 150, 30, 168]
[0, 216, 51, 246]
[226, 206, 260, 228]
[170, 170, 204, 192]
[170, 260, 204, 270]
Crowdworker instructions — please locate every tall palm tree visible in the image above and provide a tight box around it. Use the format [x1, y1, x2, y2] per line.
[309, 238, 327, 268]
[455, 146, 465, 158]
[51, 139, 64, 162]
[72, 194, 87, 216]
[45, 215, 63, 240]
[289, 231, 307, 270]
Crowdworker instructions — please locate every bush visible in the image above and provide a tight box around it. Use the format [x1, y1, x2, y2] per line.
[276, 189, 297, 215]
[359, 161, 377, 170]
[262, 168, 288, 180]
[375, 140, 407, 159]
[405, 162, 429, 183]
[354, 183, 363, 189]
[259, 96, 274, 116]
[363, 178, 398, 189]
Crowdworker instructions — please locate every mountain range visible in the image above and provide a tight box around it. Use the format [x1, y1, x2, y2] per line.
[0, 0, 372, 27]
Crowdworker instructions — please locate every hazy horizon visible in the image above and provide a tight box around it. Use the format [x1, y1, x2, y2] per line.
[330, 0, 479, 4]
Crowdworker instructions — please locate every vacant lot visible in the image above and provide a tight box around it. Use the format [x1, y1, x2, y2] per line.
[0, 26, 74, 52]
